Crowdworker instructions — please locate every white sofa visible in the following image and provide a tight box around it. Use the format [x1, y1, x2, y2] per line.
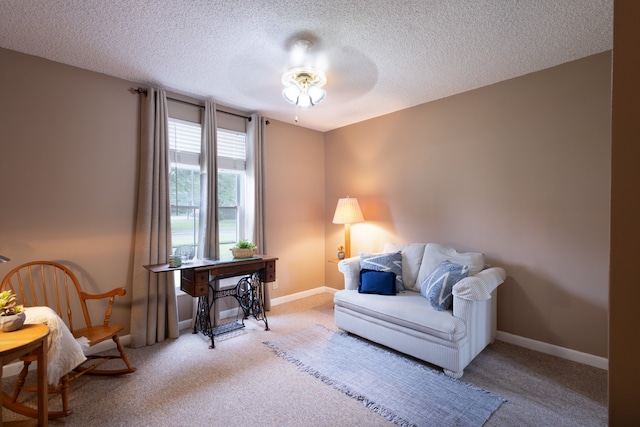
[334, 243, 506, 378]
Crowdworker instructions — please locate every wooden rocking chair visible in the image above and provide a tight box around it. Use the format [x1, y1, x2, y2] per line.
[1, 261, 136, 419]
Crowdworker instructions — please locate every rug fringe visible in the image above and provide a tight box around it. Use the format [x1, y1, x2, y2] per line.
[263, 340, 416, 427]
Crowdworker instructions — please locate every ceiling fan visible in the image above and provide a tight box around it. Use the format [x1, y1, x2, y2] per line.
[280, 39, 327, 110]
[226, 32, 377, 124]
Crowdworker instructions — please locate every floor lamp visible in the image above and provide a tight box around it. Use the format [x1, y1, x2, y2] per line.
[332, 197, 365, 258]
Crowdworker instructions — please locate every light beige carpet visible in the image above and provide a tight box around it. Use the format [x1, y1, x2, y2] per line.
[2, 292, 607, 426]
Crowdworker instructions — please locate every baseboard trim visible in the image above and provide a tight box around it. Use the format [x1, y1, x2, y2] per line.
[276, 288, 609, 371]
[203, 287, 337, 323]
[270, 286, 337, 307]
[4, 289, 605, 379]
[495, 330, 608, 370]
[2, 287, 340, 378]
[178, 319, 193, 331]
[250, 288, 611, 371]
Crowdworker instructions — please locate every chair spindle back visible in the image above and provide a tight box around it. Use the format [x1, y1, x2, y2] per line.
[1, 261, 89, 333]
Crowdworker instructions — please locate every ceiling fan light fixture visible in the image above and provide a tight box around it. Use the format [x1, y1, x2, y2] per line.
[306, 84, 326, 104]
[297, 93, 313, 109]
[282, 84, 301, 104]
[281, 66, 327, 109]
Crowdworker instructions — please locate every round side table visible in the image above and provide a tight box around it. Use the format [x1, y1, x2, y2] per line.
[1, 323, 50, 426]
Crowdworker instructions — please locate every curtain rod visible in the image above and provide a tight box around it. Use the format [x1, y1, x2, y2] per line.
[133, 87, 251, 122]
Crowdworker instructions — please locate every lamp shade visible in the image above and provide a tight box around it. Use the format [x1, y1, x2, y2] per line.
[306, 85, 326, 105]
[282, 85, 301, 103]
[0, 255, 9, 262]
[332, 198, 365, 224]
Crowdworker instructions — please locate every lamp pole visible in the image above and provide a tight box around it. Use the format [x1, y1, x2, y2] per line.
[344, 223, 352, 258]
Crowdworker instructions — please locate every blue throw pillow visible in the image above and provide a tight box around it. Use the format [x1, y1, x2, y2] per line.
[359, 269, 397, 295]
[360, 251, 404, 293]
[420, 261, 469, 311]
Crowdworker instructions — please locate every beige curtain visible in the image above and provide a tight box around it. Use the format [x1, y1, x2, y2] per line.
[130, 87, 179, 348]
[246, 114, 269, 308]
[198, 101, 220, 260]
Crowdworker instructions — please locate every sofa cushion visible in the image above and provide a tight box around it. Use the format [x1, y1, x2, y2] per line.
[334, 290, 466, 342]
[360, 251, 404, 292]
[358, 269, 397, 295]
[417, 243, 484, 287]
[382, 243, 426, 292]
[420, 261, 469, 311]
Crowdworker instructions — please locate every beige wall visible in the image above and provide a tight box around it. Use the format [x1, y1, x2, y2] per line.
[0, 48, 139, 330]
[264, 119, 326, 296]
[325, 52, 612, 358]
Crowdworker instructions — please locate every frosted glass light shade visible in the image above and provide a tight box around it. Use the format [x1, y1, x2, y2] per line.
[307, 85, 326, 105]
[297, 93, 312, 108]
[282, 85, 301, 103]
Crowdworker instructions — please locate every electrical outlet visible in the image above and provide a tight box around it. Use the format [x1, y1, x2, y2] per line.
[272, 280, 278, 290]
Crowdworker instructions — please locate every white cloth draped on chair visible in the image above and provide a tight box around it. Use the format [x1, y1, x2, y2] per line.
[24, 306, 87, 385]
[130, 87, 179, 348]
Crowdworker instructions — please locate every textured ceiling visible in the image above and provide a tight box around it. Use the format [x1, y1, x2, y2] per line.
[0, 0, 612, 132]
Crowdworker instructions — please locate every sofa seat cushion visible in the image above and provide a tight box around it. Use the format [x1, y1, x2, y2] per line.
[334, 289, 466, 342]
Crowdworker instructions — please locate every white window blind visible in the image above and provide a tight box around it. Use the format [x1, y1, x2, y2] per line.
[168, 118, 200, 167]
[218, 130, 246, 170]
[168, 118, 245, 169]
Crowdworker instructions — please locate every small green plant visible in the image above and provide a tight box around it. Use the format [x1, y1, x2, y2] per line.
[0, 290, 23, 316]
[235, 239, 256, 249]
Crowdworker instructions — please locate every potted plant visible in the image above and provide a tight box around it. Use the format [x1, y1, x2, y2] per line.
[0, 290, 26, 332]
[230, 240, 257, 259]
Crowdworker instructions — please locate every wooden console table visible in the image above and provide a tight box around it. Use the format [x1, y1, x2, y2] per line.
[145, 256, 277, 348]
[1, 323, 50, 427]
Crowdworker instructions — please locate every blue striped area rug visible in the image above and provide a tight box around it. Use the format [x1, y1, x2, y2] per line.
[264, 324, 506, 427]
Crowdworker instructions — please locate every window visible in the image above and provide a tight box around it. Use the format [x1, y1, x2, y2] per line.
[218, 130, 247, 253]
[168, 117, 248, 258]
[168, 118, 201, 258]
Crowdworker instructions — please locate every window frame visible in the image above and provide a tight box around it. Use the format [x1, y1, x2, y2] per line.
[167, 115, 250, 258]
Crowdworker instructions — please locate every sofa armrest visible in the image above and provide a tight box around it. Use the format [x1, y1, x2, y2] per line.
[452, 267, 506, 358]
[337, 256, 361, 290]
[452, 267, 506, 301]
